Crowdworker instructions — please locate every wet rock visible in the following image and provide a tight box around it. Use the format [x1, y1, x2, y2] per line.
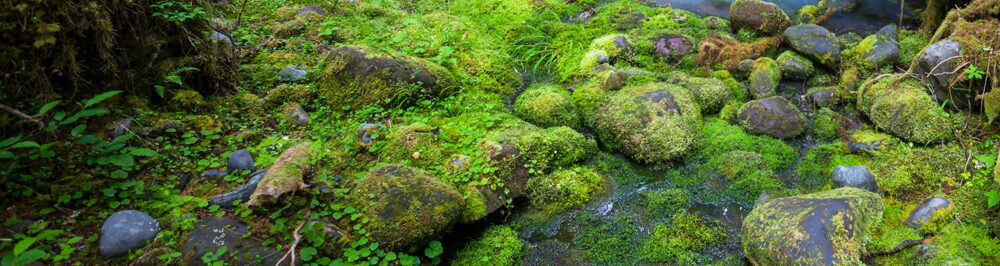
[652, 34, 693, 62]
[227, 149, 255, 173]
[742, 188, 884, 265]
[352, 164, 465, 252]
[730, 0, 792, 36]
[703, 16, 729, 30]
[209, 170, 266, 208]
[99, 210, 160, 257]
[846, 24, 899, 70]
[857, 75, 953, 143]
[201, 169, 228, 180]
[738, 97, 806, 139]
[749, 57, 781, 99]
[917, 40, 963, 106]
[735, 59, 756, 78]
[905, 197, 950, 228]
[182, 217, 288, 265]
[831, 165, 880, 193]
[278, 65, 307, 82]
[209, 31, 232, 44]
[820, 0, 861, 13]
[794, 5, 822, 24]
[784, 25, 842, 67]
[807, 87, 835, 107]
[318, 46, 454, 111]
[776, 51, 814, 80]
[281, 103, 310, 126]
[590, 83, 701, 164]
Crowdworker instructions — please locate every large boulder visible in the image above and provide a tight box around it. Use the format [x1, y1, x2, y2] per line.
[526, 167, 612, 215]
[784, 25, 842, 68]
[662, 71, 732, 114]
[652, 34, 694, 62]
[99, 210, 160, 257]
[749, 57, 782, 99]
[227, 149, 255, 173]
[730, 0, 792, 36]
[590, 83, 701, 164]
[352, 165, 465, 252]
[182, 217, 287, 265]
[857, 75, 953, 143]
[318, 46, 454, 111]
[742, 187, 884, 265]
[738, 97, 807, 139]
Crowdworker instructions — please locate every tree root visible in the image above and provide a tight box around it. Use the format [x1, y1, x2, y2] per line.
[865, 234, 944, 258]
[275, 206, 311, 266]
[0, 103, 46, 129]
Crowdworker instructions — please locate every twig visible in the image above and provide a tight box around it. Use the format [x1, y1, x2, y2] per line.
[0, 103, 45, 129]
[866, 234, 943, 257]
[236, 0, 251, 27]
[275, 207, 311, 266]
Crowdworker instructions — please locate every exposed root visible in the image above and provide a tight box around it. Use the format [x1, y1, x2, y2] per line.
[866, 234, 944, 258]
[275, 206, 311, 266]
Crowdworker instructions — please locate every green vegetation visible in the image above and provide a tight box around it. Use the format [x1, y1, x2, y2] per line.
[453, 226, 525, 265]
[641, 212, 727, 264]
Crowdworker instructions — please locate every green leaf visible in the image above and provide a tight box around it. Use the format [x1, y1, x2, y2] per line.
[71, 124, 87, 137]
[9, 141, 39, 149]
[61, 108, 110, 125]
[987, 191, 1000, 208]
[13, 237, 36, 255]
[111, 154, 135, 167]
[165, 75, 183, 86]
[299, 247, 317, 261]
[84, 91, 122, 108]
[424, 241, 443, 258]
[14, 249, 45, 266]
[0, 137, 20, 148]
[38, 101, 60, 115]
[110, 170, 128, 179]
[155, 85, 165, 99]
[129, 148, 158, 157]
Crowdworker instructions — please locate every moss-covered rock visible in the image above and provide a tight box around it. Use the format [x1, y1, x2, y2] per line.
[806, 86, 836, 108]
[508, 126, 597, 173]
[738, 96, 807, 139]
[842, 25, 899, 73]
[730, 0, 792, 36]
[749, 57, 781, 99]
[318, 45, 454, 111]
[280, 102, 310, 127]
[662, 71, 732, 114]
[794, 5, 823, 24]
[819, 0, 861, 13]
[514, 84, 580, 129]
[742, 187, 884, 265]
[641, 212, 728, 264]
[784, 24, 842, 67]
[264, 84, 313, 107]
[589, 34, 634, 60]
[590, 83, 702, 164]
[526, 167, 613, 215]
[696, 118, 797, 169]
[453, 226, 525, 265]
[776, 51, 814, 80]
[352, 164, 465, 252]
[857, 75, 953, 143]
[381, 123, 452, 168]
[579, 49, 611, 77]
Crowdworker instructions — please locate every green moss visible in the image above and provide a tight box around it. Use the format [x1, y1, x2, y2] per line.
[318, 45, 455, 111]
[795, 5, 822, 24]
[381, 123, 453, 169]
[711, 70, 746, 102]
[662, 71, 732, 114]
[264, 84, 313, 107]
[838, 67, 862, 102]
[869, 199, 922, 265]
[453, 226, 525, 266]
[514, 83, 580, 129]
[730, 0, 792, 36]
[794, 144, 844, 192]
[590, 83, 702, 164]
[749, 57, 781, 99]
[579, 49, 609, 77]
[526, 167, 612, 215]
[707, 150, 773, 180]
[897, 29, 929, 67]
[461, 183, 489, 223]
[849, 130, 966, 200]
[919, 224, 1000, 264]
[589, 34, 632, 59]
[574, 212, 641, 264]
[512, 126, 597, 173]
[641, 212, 727, 263]
[812, 107, 843, 140]
[642, 189, 692, 220]
[776, 50, 814, 80]
[572, 82, 607, 123]
[857, 75, 954, 144]
[695, 118, 796, 168]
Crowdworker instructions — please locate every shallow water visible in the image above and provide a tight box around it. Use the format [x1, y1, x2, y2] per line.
[656, 0, 926, 34]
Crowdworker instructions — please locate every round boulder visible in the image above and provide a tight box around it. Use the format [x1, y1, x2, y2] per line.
[515, 84, 580, 129]
[352, 164, 465, 252]
[590, 83, 702, 164]
[776, 51, 814, 80]
[831, 165, 880, 193]
[730, 0, 792, 36]
[784, 25, 842, 67]
[227, 149, 255, 172]
[917, 40, 963, 107]
[857, 75, 953, 143]
[99, 210, 160, 257]
[905, 197, 951, 229]
[738, 97, 807, 139]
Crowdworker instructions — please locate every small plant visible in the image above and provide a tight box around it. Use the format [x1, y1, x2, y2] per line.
[151, 1, 206, 24]
[965, 65, 986, 80]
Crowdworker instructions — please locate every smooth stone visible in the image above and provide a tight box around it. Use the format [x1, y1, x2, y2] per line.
[807, 87, 835, 107]
[820, 0, 861, 13]
[776, 51, 814, 80]
[831, 165, 880, 193]
[864, 25, 900, 68]
[784, 25, 841, 67]
[278, 65, 307, 82]
[99, 210, 160, 257]
[917, 40, 965, 107]
[738, 97, 807, 139]
[227, 149, 254, 173]
[201, 169, 228, 180]
[282, 103, 310, 126]
[905, 197, 951, 228]
[209, 170, 266, 208]
[210, 31, 232, 44]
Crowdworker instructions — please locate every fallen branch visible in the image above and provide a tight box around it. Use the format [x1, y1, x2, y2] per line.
[0, 103, 45, 129]
[275, 207, 311, 266]
[866, 234, 944, 257]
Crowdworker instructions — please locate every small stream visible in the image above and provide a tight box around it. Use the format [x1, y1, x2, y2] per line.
[657, 0, 926, 34]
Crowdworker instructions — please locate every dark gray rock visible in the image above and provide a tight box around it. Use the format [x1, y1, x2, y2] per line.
[282, 103, 310, 126]
[210, 31, 232, 44]
[7, 219, 37, 234]
[358, 123, 378, 145]
[831, 165, 880, 193]
[99, 210, 160, 257]
[820, 0, 861, 13]
[776, 51, 814, 80]
[807, 87, 835, 107]
[201, 169, 228, 180]
[738, 97, 807, 139]
[730, 0, 792, 36]
[905, 197, 950, 228]
[917, 40, 966, 108]
[209, 170, 266, 208]
[863, 25, 900, 68]
[735, 59, 756, 78]
[227, 149, 255, 173]
[278, 66, 307, 82]
[749, 58, 781, 99]
[653, 34, 693, 62]
[182, 217, 291, 265]
[784, 25, 842, 67]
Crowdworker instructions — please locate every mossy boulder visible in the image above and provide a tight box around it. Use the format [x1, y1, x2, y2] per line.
[742, 187, 884, 265]
[352, 165, 465, 252]
[916, 40, 963, 107]
[738, 97, 807, 139]
[589, 34, 634, 60]
[662, 71, 732, 114]
[652, 34, 694, 62]
[579, 50, 610, 77]
[526, 167, 613, 215]
[843, 25, 899, 73]
[513, 126, 597, 172]
[318, 46, 454, 111]
[590, 83, 702, 164]
[453, 226, 525, 265]
[857, 75, 953, 143]
[795, 5, 822, 24]
[776, 51, 814, 80]
[807, 86, 836, 108]
[730, 0, 792, 36]
[749, 57, 781, 99]
[381, 123, 451, 168]
[514, 84, 580, 129]
[784, 25, 842, 67]
[264, 84, 313, 107]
